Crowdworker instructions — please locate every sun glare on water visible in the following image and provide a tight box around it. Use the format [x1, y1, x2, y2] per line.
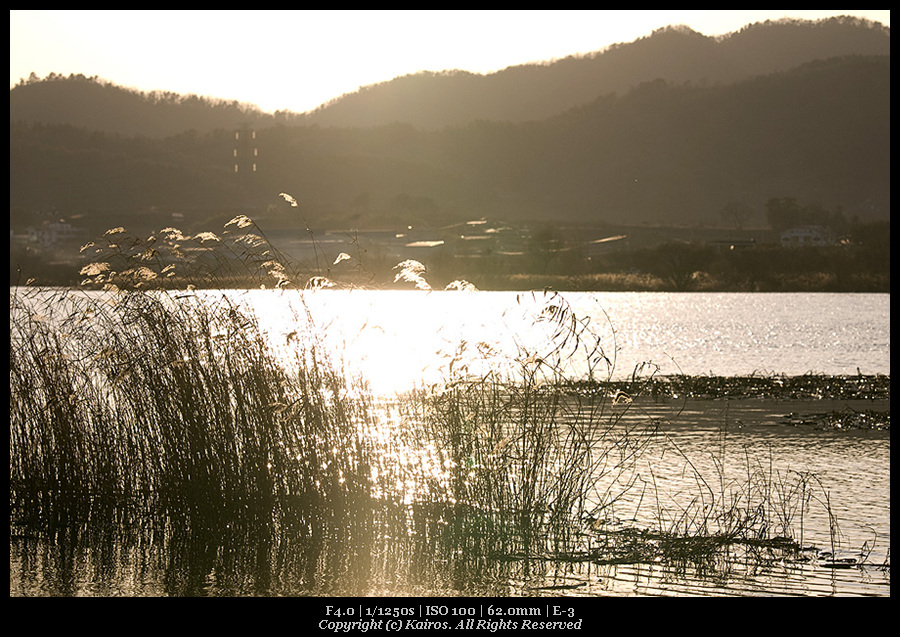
[233, 287, 627, 402]
[232, 290, 468, 396]
[238, 288, 518, 397]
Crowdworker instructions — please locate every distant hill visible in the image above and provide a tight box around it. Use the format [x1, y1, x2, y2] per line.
[303, 16, 890, 129]
[8, 16, 890, 233]
[9, 73, 296, 138]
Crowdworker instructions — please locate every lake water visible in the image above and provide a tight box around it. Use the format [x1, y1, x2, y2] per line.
[9, 290, 890, 596]
[241, 290, 890, 394]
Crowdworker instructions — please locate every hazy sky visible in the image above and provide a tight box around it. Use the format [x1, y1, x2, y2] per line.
[9, 10, 892, 114]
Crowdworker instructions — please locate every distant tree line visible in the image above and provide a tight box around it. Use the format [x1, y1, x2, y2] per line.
[13, 71, 264, 113]
[463, 218, 890, 292]
[10, 72, 300, 138]
[764, 197, 850, 233]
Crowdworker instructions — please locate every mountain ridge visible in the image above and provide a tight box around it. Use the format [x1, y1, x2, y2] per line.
[10, 16, 889, 135]
[304, 16, 889, 129]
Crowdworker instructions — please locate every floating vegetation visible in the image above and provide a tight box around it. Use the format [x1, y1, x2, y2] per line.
[566, 372, 890, 402]
[784, 407, 890, 431]
[586, 527, 804, 567]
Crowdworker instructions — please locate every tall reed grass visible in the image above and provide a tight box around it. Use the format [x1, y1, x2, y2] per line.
[10, 288, 371, 537]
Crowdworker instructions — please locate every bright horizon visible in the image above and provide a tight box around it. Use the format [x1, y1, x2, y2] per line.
[9, 10, 891, 115]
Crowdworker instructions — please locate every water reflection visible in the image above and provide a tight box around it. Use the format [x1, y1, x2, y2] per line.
[11, 501, 890, 597]
[8, 504, 583, 596]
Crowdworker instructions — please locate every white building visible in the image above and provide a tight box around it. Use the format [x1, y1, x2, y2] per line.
[28, 221, 86, 249]
[780, 226, 833, 247]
